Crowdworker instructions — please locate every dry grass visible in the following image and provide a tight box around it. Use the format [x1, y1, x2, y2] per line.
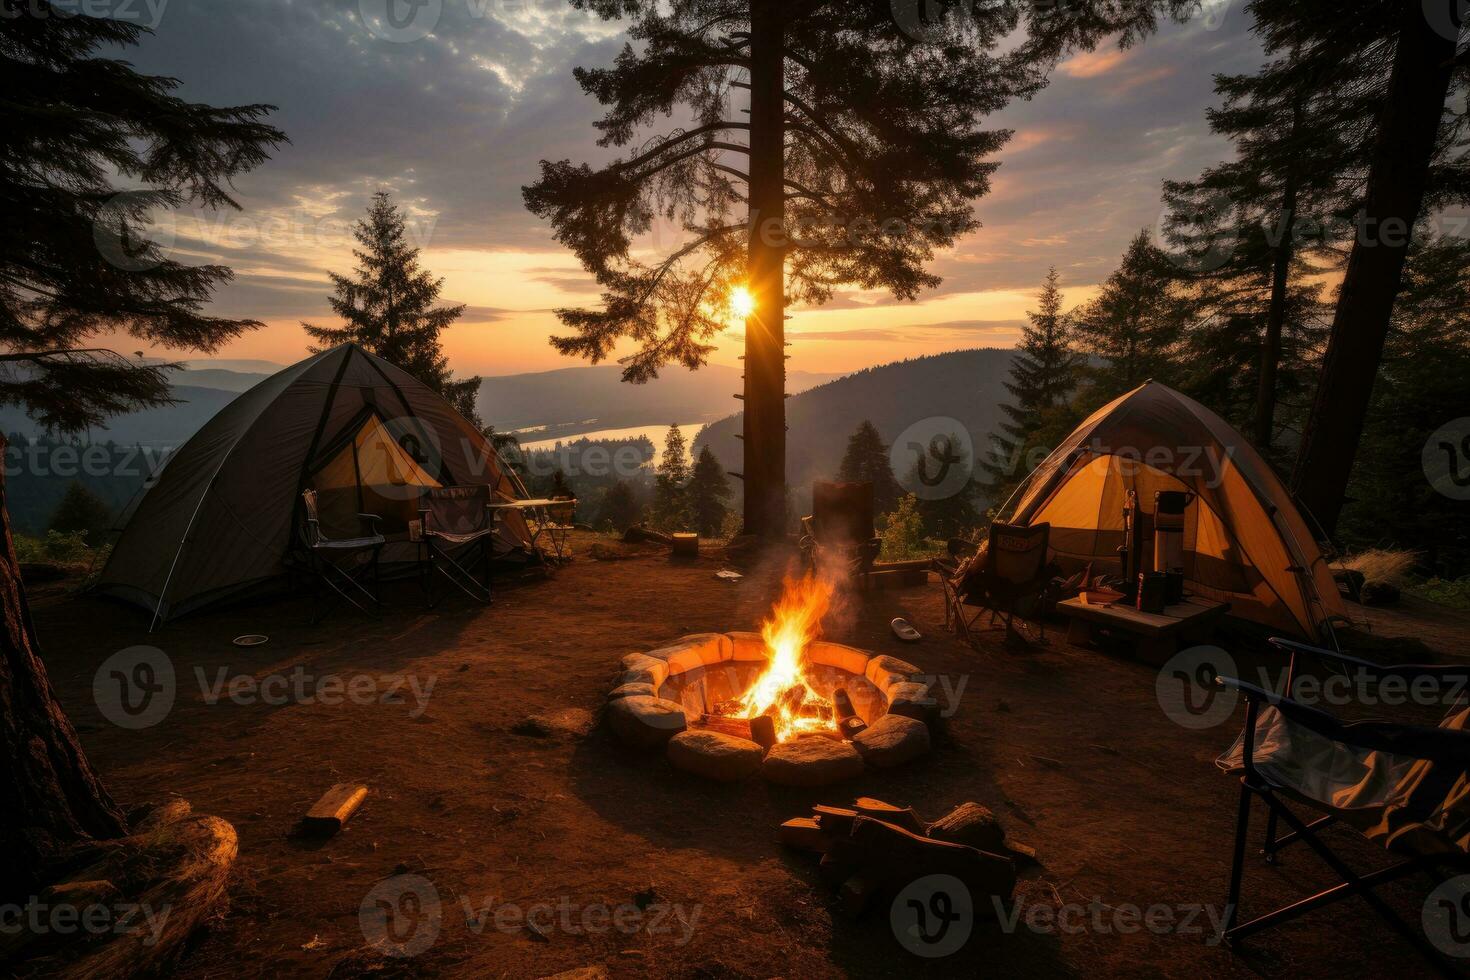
[1336, 547, 1421, 585]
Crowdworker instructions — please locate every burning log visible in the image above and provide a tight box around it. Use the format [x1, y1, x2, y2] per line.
[748, 715, 777, 750]
[831, 687, 867, 740]
[698, 715, 754, 740]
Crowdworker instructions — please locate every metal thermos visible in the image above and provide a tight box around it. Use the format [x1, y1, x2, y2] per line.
[1153, 490, 1194, 581]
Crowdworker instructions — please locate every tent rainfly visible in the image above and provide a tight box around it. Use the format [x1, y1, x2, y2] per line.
[999, 382, 1346, 645]
[97, 343, 532, 626]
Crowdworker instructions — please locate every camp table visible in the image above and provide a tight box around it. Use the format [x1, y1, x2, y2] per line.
[1057, 594, 1229, 666]
[490, 498, 577, 561]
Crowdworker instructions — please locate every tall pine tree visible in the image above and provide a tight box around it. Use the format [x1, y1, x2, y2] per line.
[979, 267, 1081, 510]
[523, 0, 1194, 538]
[1281, 0, 1469, 533]
[1071, 230, 1190, 406]
[688, 445, 733, 536]
[0, 3, 285, 894]
[304, 192, 481, 424]
[652, 424, 692, 530]
[836, 420, 902, 515]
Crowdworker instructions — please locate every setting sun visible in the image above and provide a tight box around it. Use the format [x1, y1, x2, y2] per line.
[730, 284, 756, 320]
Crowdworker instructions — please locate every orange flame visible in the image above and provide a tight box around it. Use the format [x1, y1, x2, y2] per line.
[734, 573, 836, 741]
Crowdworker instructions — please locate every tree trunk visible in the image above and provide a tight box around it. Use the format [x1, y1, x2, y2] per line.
[1255, 164, 1297, 449]
[1291, 1, 1459, 534]
[741, 0, 787, 538]
[0, 431, 127, 900]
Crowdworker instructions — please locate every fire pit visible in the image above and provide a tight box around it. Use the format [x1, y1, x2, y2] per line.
[605, 577, 936, 784]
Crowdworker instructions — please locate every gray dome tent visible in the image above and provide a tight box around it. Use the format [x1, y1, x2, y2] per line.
[97, 343, 532, 626]
[998, 381, 1346, 645]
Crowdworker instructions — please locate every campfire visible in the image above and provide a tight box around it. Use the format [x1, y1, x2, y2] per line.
[606, 573, 937, 784]
[712, 574, 840, 743]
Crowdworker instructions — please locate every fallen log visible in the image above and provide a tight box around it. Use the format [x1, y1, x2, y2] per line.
[623, 524, 674, 546]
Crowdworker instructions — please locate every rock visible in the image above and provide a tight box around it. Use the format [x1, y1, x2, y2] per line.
[667, 730, 763, 782]
[1360, 579, 1401, 606]
[926, 801, 1005, 854]
[607, 682, 656, 701]
[619, 653, 669, 688]
[884, 680, 938, 722]
[513, 708, 596, 739]
[865, 654, 921, 694]
[762, 736, 866, 786]
[852, 714, 930, 768]
[606, 696, 687, 749]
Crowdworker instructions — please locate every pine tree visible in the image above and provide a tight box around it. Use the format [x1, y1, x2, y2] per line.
[907, 433, 979, 539]
[303, 192, 481, 424]
[978, 267, 1081, 510]
[1071, 230, 1190, 405]
[836, 421, 903, 515]
[1283, 0, 1469, 533]
[522, 0, 1189, 538]
[598, 479, 644, 531]
[0, 3, 285, 893]
[652, 425, 692, 530]
[49, 481, 113, 546]
[1339, 233, 1470, 575]
[687, 445, 733, 536]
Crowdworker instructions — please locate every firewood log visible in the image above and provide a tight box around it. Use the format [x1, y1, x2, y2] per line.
[851, 797, 927, 835]
[847, 816, 1015, 912]
[925, 801, 1005, 854]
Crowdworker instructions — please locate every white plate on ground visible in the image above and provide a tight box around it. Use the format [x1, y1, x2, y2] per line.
[232, 634, 269, 647]
[890, 618, 922, 642]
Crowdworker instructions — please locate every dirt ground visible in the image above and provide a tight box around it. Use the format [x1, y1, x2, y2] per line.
[24, 532, 1470, 978]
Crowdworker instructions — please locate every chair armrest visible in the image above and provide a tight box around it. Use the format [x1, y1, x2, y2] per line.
[1269, 637, 1469, 684]
[356, 512, 383, 531]
[1218, 675, 1470, 766]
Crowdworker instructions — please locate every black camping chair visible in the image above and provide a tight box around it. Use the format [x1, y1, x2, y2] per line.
[418, 485, 498, 607]
[938, 521, 1051, 649]
[800, 481, 882, 584]
[1216, 638, 1470, 975]
[299, 489, 385, 623]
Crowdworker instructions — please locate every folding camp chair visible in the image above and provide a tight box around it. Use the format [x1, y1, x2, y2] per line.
[938, 522, 1051, 649]
[800, 481, 881, 584]
[298, 489, 385, 623]
[418, 485, 498, 607]
[1216, 638, 1470, 975]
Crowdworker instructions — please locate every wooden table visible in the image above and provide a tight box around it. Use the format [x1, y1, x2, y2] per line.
[1057, 594, 1229, 665]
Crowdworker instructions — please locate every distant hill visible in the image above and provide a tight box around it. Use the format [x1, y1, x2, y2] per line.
[161, 366, 273, 392]
[0, 385, 241, 449]
[694, 348, 1017, 511]
[479, 363, 840, 437]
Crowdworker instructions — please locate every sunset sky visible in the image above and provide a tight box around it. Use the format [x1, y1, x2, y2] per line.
[104, 0, 1257, 380]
